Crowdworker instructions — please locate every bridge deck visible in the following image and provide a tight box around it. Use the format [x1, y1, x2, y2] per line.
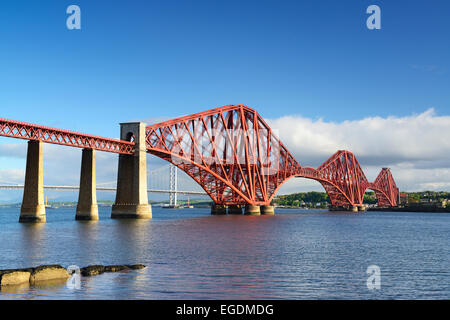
[0, 118, 134, 154]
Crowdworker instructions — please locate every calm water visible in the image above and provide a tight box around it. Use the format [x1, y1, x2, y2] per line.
[0, 206, 448, 299]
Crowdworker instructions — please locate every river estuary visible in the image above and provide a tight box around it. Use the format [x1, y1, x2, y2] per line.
[0, 207, 448, 299]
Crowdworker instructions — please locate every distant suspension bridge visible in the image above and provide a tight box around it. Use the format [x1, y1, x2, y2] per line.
[0, 163, 208, 206]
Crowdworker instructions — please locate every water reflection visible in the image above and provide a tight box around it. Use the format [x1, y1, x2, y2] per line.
[110, 219, 152, 264]
[19, 223, 46, 267]
[0, 282, 30, 295]
[74, 221, 101, 264]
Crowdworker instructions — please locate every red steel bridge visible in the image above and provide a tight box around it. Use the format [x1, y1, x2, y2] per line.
[0, 104, 398, 210]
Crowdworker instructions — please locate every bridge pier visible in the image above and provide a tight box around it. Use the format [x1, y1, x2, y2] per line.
[244, 204, 260, 215]
[228, 205, 242, 214]
[260, 205, 275, 215]
[211, 204, 227, 215]
[76, 149, 99, 221]
[20, 141, 46, 223]
[111, 122, 152, 219]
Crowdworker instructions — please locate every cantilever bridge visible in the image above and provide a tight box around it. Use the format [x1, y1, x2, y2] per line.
[0, 104, 398, 221]
[145, 105, 398, 208]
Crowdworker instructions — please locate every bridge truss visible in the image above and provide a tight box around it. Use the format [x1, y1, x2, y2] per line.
[145, 105, 398, 207]
[0, 118, 134, 154]
[0, 105, 398, 208]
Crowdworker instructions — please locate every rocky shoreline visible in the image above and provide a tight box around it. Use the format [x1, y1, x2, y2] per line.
[0, 264, 146, 287]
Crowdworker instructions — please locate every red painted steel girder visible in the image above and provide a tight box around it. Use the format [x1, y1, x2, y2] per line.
[145, 105, 399, 208]
[146, 105, 301, 204]
[0, 118, 134, 154]
[369, 168, 399, 207]
[314, 150, 369, 207]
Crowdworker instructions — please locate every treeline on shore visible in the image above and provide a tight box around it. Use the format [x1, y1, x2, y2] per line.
[406, 191, 449, 203]
[273, 191, 449, 207]
[273, 191, 331, 208]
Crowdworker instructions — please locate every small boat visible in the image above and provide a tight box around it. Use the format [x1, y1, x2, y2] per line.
[162, 205, 184, 209]
[45, 196, 59, 209]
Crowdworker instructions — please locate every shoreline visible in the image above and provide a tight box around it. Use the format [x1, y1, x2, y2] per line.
[368, 207, 450, 213]
[0, 264, 146, 287]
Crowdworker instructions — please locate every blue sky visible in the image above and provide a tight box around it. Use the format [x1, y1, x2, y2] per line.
[0, 0, 449, 135]
[1, 0, 450, 198]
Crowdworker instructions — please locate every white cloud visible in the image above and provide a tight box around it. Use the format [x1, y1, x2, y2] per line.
[143, 116, 173, 126]
[0, 143, 27, 159]
[0, 169, 25, 184]
[266, 108, 450, 193]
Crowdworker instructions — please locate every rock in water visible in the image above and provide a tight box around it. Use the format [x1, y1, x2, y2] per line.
[127, 264, 146, 270]
[81, 265, 105, 276]
[29, 265, 69, 284]
[104, 265, 130, 272]
[0, 271, 31, 286]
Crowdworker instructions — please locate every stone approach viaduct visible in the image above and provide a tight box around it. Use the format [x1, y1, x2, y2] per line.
[0, 105, 399, 222]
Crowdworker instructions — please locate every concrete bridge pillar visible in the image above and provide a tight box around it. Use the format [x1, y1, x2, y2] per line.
[76, 149, 99, 221]
[211, 204, 227, 215]
[244, 204, 260, 215]
[111, 122, 152, 219]
[260, 205, 275, 215]
[228, 205, 242, 214]
[20, 140, 46, 223]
